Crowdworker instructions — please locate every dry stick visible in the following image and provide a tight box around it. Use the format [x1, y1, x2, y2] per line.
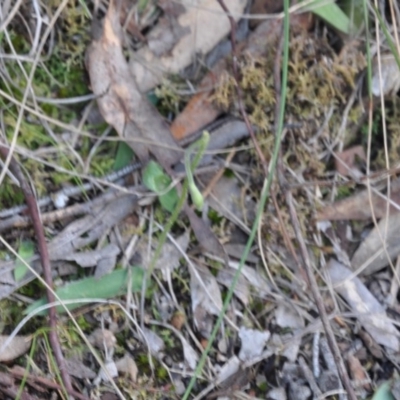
[0, 386, 34, 400]
[0, 145, 73, 396]
[215, 0, 269, 176]
[270, 191, 308, 285]
[0, 186, 142, 233]
[10, 367, 90, 400]
[0, 370, 35, 400]
[271, 29, 357, 400]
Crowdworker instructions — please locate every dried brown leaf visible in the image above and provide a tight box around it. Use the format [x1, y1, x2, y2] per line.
[85, 0, 180, 167]
[250, 0, 283, 19]
[203, 175, 255, 228]
[238, 327, 270, 363]
[317, 178, 400, 220]
[115, 354, 138, 382]
[170, 13, 313, 140]
[65, 357, 96, 379]
[170, 61, 227, 140]
[118, 0, 146, 42]
[372, 53, 400, 97]
[190, 264, 222, 337]
[216, 356, 240, 386]
[89, 329, 117, 351]
[185, 205, 228, 259]
[170, 312, 185, 331]
[327, 259, 399, 351]
[154, 231, 189, 280]
[133, 232, 189, 281]
[334, 146, 366, 178]
[275, 304, 304, 329]
[59, 244, 119, 269]
[48, 195, 136, 260]
[147, 16, 190, 57]
[358, 329, 383, 359]
[0, 335, 31, 362]
[140, 327, 165, 356]
[351, 212, 400, 275]
[129, 0, 247, 93]
[347, 354, 371, 390]
[217, 267, 250, 305]
[158, 0, 186, 17]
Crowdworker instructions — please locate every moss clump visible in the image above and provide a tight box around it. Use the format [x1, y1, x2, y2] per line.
[212, 32, 366, 177]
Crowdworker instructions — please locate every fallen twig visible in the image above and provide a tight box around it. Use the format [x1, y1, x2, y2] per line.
[10, 366, 90, 400]
[0, 143, 73, 396]
[0, 161, 142, 219]
[0, 186, 143, 233]
[0, 370, 35, 400]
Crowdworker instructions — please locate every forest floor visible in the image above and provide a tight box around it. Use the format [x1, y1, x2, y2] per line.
[0, 1, 400, 399]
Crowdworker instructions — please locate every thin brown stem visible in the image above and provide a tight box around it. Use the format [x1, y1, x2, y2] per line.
[10, 367, 90, 400]
[0, 144, 73, 396]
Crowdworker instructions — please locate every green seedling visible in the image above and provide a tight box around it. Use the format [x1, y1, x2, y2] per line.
[184, 130, 210, 210]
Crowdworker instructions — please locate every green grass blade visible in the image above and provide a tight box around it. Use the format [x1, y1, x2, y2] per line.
[25, 266, 144, 315]
[305, 0, 352, 34]
[372, 5, 400, 70]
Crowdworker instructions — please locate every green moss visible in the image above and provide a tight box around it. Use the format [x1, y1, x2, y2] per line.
[158, 329, 175, 349]
[17, 279, 43, 300]
[154, 80, 185, 117]
[208, 209, 223, 224]
[361, 111, 381, 140]
[335, 185, 353, 200]
[136, 353, 164, 377]
[0, 179, 25, 209]
[0, 299, 26, 333]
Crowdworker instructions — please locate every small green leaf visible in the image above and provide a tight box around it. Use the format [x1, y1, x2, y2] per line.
[14, 240, 35, 282]
[184, 131, 209, 211]
[305, 0, 351, 34]
[372, 381, 395, 400]
[24, 266, 144, 315]
[143, 160, 178, 212]
[113, 142, 134, 170]
[154, 174, 170, 190]
[143, 160, 165, 192]
[159, 187, 178, 212]
[147, 92, 159, 106]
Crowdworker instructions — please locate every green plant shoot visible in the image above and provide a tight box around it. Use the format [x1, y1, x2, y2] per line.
[184, 130, 210, 210]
